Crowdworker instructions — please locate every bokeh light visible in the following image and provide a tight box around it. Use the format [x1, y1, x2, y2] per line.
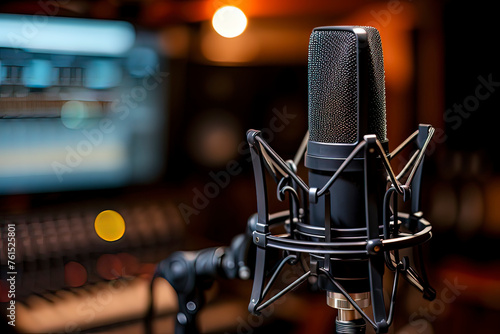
[212, 6, 247, 38]
[0, 280, 9, 302]
[94, 210, 126, 242]
[60, 100, 102, 129]
[116, 253, 140, 276]
[96, 254, 123, 280]
[187, 109, 241, 167]
[64, 261, 88, 287]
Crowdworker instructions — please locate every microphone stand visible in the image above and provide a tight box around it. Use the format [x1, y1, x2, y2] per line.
[154, 231, 254, 334]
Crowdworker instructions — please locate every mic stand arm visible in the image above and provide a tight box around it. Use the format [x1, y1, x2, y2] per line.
[155, 231, 253, 334]
[156, 248, 222, 334]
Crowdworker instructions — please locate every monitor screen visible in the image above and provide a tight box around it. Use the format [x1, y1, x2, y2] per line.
[0, 14, 167, 194]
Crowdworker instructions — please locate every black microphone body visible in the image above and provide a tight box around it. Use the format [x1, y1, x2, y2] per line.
[305, 26, 388, 295]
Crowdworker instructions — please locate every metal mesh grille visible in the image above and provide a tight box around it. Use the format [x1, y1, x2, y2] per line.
[364, 26, 387, 142]
[308, 30, 358, 143]
[308, 27, 387, 144]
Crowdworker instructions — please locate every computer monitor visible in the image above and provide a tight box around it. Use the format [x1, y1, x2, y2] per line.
[0, 14, 167, 194]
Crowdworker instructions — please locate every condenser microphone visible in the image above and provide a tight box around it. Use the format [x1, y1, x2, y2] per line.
[305, 26, 389, 330]
[159, 25, 436, 334]
[245, 25, 435, 334]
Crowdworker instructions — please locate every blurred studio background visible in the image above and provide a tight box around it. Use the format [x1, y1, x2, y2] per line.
[1, 0, 499, 333]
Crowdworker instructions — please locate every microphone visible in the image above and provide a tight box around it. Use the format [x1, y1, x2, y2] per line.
[306, 26, 389, 331]
[158, 25, 436, 334]
[246, 26, 436, 334]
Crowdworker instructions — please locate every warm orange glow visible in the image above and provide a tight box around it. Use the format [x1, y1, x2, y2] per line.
[96, 254, 123, 280]
[212, 6, 247, 38]
[64, 261, 88, 287]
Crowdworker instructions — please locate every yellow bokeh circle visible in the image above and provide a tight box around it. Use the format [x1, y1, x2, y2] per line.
[94, 210, 126, 242]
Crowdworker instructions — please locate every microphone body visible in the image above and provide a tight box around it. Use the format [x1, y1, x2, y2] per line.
[305, 26, 388, 296]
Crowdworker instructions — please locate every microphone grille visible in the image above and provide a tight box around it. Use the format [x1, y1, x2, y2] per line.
[308, 27, 387, 144]
[364, 26, 387, 143]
